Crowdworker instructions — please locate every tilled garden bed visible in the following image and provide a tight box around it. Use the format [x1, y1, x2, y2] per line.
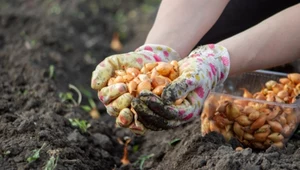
[1, 1, 300, 170]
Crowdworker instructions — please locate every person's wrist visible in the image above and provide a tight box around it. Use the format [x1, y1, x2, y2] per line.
[135, 44, 182, 62]
[189, 44, 231, 85]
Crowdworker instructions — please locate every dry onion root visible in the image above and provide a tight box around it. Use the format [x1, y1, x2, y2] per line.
[201, 73, 300, 150]
[105, 60, 184, 133]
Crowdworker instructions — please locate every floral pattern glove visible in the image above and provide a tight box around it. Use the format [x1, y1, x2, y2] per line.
[132, 44, 230, 130]
[91, 44, 181, 132]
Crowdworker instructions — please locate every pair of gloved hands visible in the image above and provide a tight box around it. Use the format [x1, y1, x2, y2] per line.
[91, 43, 230, 135]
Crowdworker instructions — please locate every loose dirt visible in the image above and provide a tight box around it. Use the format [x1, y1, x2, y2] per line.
[1, 1, 300, 170]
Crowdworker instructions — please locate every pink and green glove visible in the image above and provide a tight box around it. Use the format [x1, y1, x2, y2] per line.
[91, 44, 182, 133]
[132, 44, 230, 130]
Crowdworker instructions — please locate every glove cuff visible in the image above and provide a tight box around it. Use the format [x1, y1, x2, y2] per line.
[189, 44, 231, 85]
[135, 44, 182, 62]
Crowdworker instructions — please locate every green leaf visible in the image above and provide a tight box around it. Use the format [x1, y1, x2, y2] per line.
[68, 118, 78, 126]
[134, 153, 154, 170]
[49, 65, 55, 79]
[23, 90, 28, 95]
[30, 40, 37, 47]
[81, 105, 92, 112]
[68, 84, 82, 105]
[44, 155, 59, 170]
[27, 143, 46, 163]
[88, 98, 96, 108]
[27, 149, 40, 163]
[65, 92, 73, 100]
[59, 91, 78, 106]
[68, 118, 90, 133]
[169, 138, 181, 146]
[132, 145, 139, 153]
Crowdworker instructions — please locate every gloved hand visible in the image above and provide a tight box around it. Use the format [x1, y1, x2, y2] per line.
[132, 44, 230, 130]
[91, 44, 182, 134]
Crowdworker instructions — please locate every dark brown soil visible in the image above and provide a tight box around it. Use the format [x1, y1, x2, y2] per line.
[1, 1, 300, 170]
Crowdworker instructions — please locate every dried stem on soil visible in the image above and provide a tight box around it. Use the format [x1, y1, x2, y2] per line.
[121, 137, 131, 165]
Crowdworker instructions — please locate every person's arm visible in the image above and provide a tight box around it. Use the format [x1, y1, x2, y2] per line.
[145, 0, 230, 57]
[218, 4, 300, 75]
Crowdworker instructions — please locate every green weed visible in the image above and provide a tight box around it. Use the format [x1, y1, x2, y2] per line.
[44, 155, 59, 170]
[49, 65, 55, 79]
[59, 84, 82, 106]
[168, 138, 181, 146]
[68, 118, 90, 133]
[134, 153, 155, 170]
[27, 143, 46, 163]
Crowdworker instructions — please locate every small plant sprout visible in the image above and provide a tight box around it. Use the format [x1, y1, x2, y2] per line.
[80, 98, 96, 112]
[134, 153, 155, 170]
[59, 84, 82, 106]
[79, 87, 100, 119]
[81, 105, 92, 112]
[168, 138, 181, 146]
[44, 155, 58, 170]
[81, 98, 100, 119]
[23, 90, 28, 95]
[27, 143, 46, 163]
[68, 118, 90, 133]
[49, 65, 55, 79]
[59, 92, 76, 105]
[68, 84, 82, 105]
[44, 149, 59, 170]
[132, 145, 139, 153]
[30, 39, 37, 47]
